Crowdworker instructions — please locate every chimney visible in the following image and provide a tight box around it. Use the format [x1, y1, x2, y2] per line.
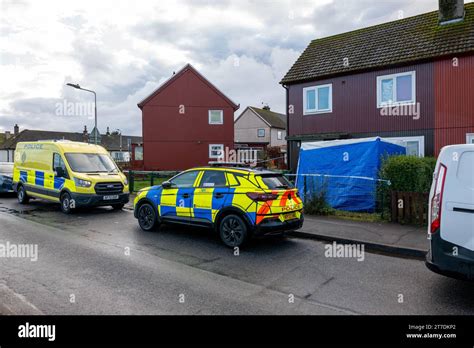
[262, 105, 271, 111]
[14, 124, 19, 136]
[106, 126, 110, 136]
[439, 0, 464, 24]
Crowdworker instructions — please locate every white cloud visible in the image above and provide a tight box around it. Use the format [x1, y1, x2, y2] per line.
[0, 0, 448, 135]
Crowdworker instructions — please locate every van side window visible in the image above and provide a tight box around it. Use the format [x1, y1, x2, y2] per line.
[53, 153, 68, 178]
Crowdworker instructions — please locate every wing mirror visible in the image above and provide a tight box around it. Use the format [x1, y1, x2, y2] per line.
[162, 181, 173, 189]
[55, 167, 66, 178]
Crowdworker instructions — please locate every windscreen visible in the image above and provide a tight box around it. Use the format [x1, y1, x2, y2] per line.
[259, 174, 294, 189]
[65, 153, 118, 173]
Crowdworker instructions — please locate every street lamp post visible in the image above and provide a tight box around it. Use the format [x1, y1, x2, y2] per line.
[66, 83, 98, 144]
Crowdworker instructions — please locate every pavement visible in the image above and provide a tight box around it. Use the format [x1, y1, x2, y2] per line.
[0, 194, 473, 316]
[291, 215, 428, 259]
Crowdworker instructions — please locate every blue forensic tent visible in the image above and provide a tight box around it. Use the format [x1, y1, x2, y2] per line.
[296, 137, 406, 212]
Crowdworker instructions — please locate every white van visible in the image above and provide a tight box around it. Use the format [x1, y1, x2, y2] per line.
[426, 144, 474, 280]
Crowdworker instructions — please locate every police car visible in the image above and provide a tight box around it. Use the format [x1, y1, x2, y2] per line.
[133, 166, 304, 247]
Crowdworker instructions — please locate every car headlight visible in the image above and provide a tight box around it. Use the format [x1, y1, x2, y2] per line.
[123, 176, 128, 186]
[74, 177, 92, 188]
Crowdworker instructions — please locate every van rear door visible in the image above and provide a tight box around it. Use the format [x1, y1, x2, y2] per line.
[441, 148, 474, 251]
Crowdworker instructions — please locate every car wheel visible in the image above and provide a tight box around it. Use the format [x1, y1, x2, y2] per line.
[17, 185, 29, 204]
[112, 203, 125, 210]
[219, 214, 248, 248]
[137, 203, 158, 231]
[60, 192, 74, 214]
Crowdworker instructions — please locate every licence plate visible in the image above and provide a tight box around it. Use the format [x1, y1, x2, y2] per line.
[279, 212, 298, 222]
[103, 195, 119, 200]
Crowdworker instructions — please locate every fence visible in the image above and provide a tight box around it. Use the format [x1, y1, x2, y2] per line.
[127, 170, 178, 193]
[390, 191, 429, 225]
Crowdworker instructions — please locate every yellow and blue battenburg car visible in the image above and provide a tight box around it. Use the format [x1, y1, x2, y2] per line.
[133, 166, 304, 247]
[13, 140, 129, 213]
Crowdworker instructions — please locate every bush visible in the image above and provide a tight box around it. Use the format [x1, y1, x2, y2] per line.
[304, 189, 334, 216]
[379, 155, 436, 193]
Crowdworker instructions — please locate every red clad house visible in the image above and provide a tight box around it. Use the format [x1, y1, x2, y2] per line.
[138, 64, 239, 170]
[281, 0, 474, 172]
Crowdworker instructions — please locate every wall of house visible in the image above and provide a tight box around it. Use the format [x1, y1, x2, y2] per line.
[434, 54, 474, 155]
[270, 128, 286, 147]
[286, 62, 436, 171]
[288, 62, 435, 136]
[234, 109, 270, 144]
[142, 68, 235, 170]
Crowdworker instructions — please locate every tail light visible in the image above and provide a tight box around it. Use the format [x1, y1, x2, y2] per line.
[246, 192, 278, 201]
[430, 163, 447, 234]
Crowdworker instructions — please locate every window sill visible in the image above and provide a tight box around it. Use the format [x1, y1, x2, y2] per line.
[303, 110, 332, 115]
[377, 101, 416, 109]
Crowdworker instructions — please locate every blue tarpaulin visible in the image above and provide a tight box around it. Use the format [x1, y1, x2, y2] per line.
[296, 137, 406, 212]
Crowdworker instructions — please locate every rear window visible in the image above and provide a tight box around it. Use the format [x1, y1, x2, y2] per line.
[259, 175, 294, 189]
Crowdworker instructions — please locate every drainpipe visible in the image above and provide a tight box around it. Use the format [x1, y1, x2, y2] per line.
[282, 84, 291, 172]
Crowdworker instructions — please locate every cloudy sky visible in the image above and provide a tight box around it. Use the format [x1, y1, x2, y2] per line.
[0, 0, 462, 136]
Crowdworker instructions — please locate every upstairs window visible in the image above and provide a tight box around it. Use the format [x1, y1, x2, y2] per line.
[209, 110, 223, 124]
[277, 131, 283, 140]
[257, 129, 265, 137]
[377, 71, 416, 107]
[303, 84, 332, 115]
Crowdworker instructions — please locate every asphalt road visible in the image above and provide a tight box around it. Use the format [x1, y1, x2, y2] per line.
[0, 194, 473, 315]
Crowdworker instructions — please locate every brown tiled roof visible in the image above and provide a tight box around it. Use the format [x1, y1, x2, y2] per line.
[281, 3, 474, 84]
[248, 107, 286, 129]
[0, 129, 141, 151]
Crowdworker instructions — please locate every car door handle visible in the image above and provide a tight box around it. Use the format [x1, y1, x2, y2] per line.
[453, 207, 474, 214]
[214, 193, 224, 199]
[182, 193, 190, 198]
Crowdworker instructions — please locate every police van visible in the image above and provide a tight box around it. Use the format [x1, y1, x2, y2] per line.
[426, 144, 474, 280]
[13, 140, 129, 213]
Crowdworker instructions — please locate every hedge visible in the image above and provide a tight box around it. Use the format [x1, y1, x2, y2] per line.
[379, 155, 437, 193]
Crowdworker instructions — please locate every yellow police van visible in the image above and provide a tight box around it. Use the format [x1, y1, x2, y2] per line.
[13, 140, 129, 213]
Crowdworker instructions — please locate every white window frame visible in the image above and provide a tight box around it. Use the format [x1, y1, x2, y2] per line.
[303, 84, 333, 115]
[209, 144, 224, 159]
[208, 110, 223, 125]
[257, 128, 265, 137]
[387, 135, 425, 157]
[277, 131, 283, 140]
[466, 133, 474, 144]
[377, 71, 416, 108]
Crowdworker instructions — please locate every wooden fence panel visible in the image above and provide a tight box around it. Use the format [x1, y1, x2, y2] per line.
[390, 191, 429, 225]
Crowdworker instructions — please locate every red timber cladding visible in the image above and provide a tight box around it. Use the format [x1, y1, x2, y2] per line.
[141, 69, 235, 170]
[434, 54, 474, 156]
[287, 62, 435, 136]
